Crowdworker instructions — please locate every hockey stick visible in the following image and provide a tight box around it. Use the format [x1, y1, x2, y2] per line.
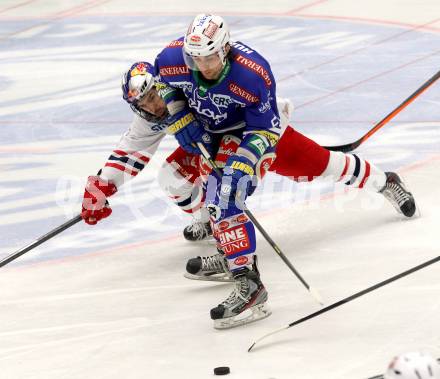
[196, 142, 324, 306]
[0, 214, 82, 268]
[248, 255, 440, 352]
[324, 70, 440, 153]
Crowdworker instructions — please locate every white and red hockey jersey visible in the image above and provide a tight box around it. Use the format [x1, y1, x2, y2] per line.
[98, 113, 170, 188]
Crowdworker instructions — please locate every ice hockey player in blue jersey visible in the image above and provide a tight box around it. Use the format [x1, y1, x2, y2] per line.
[154, 14, 282, 329]
[154, 14, 417, 329]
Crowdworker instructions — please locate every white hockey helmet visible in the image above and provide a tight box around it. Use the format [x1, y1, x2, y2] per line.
[183, 14, 230, 70]
[385, 352, 440, 379]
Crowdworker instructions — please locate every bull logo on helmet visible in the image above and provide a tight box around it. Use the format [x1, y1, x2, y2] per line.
[131, 62, 148, 76]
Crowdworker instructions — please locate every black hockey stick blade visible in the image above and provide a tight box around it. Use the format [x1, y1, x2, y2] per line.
[248, 255, 440, 352]
[324, 70, 440, 153]
[0, 214, 83, 268]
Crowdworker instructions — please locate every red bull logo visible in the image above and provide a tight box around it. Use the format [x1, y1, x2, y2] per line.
[131, 62, 148, 77]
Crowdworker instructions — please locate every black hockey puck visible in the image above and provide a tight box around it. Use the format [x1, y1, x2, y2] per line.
[214, 366, 230, 375]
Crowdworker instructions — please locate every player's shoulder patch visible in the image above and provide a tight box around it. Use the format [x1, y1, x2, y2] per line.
[230, 42, 274, 88]
[156, 37, 190, 79]
[157, 37, 185, 64]
[233, 53, 273, 87]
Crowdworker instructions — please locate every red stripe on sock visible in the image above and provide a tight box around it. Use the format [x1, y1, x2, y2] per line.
[338, 155, 350, 181]
[132, 152, 150, 162]
[105, 162, 138, 176]
[113, 150, 128, 156]
[358, 161, 371, 188]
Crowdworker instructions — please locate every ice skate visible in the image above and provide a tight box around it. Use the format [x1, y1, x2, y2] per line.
[210, 267, 271, 329]
[185, 253, 233, 282]
[183, 220, 213, 242]
[380, 172, 417, 217]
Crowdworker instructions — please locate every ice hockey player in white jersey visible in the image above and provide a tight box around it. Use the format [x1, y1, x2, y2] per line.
[80, 61, 211, 241]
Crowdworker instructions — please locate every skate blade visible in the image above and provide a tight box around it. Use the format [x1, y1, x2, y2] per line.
[411, 197, 421, 218]
[384, 174, 421, 218]
[386, 194, 420, 219]
[183, 272, 234, 283]
[404, 179, 421, 218]
[213, 303, 272, 330]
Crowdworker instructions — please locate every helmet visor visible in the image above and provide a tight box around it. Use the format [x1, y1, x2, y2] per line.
[183, 50, 224, 72]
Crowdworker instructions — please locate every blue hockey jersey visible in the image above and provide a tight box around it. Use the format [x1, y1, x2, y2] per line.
[154, 38, 281, 146]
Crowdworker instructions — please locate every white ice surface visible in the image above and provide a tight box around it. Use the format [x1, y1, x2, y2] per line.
[0, 1, 439, 378]
[0, 158, 439, 379]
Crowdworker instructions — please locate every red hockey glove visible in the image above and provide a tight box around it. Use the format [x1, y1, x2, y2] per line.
[81, 176, 117, 225]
